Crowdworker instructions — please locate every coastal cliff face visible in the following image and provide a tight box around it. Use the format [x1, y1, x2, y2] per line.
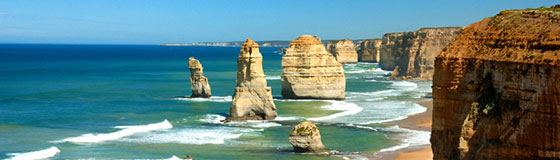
[379, 27, 463, 80]
[229, 39, 277, 121]
[281, 35, 346, 100]
[356, 39, 382, 62]
[188, 57, 211, 97]
[431, 7, 560, 160]
[326, 39, 358, 64]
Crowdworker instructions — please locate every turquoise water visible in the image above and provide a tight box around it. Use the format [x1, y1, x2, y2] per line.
[0, 44, 431, 159]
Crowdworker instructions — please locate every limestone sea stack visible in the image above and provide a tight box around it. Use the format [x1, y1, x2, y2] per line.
[379, 27, 463, 80]
[356, 39, 382, 62]
[326, 39, 358, 64]
[188, 57, 211, 98]
[431, 7, 560, 160]
[281, 35, 346, 100]
[289, 121, 327, 153]
[228, 38, 277, 121]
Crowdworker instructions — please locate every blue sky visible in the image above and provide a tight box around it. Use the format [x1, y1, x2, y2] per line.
[0, 0, 557, 44]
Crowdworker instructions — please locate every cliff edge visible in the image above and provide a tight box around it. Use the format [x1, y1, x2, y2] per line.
[431, 6, 560, 160]
[379, 27, 463, 80]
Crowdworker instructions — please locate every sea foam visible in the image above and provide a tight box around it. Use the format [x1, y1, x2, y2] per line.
[117, 127, 257, 145]
[378, 126, 431, 153]
[199, 114, 282, 128]
[6, 146, 60, 160]
[174, 96, 232, 102]
[55, 120, 172, 144]
[307, 100, 363, 121]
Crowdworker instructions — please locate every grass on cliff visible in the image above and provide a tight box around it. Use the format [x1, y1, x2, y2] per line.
[500, 4, 560, 14]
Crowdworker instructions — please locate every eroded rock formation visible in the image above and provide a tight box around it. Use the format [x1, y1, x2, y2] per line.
[356, 39, 382, 62]
[289, 121, 327, 153]
[326, 39, 358, 64]
[188, 57, 211, 98]
[379, 27, 463, 80]
[228, 38, 277, 121]
[281, 35, 346, 100]
[431, 7, 560, 160]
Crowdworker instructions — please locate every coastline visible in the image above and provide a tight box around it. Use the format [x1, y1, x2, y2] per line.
[369, 99, 433, 160]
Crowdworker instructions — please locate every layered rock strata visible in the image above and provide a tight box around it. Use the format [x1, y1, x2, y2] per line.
[379, 27, 463, 80]
[326, 39, 358, 63]
[228, 39, 277, 121]
[281, 35, 346, 100]
[431, 7, 560, 160]
[356, 39, 382, 62]
[289, 121, 327, 153]
[188, 57, 211, 98]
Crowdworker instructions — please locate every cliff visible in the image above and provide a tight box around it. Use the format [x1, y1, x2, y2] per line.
[281, 35, 346, 100]
[379, 27, 463, 80]
[356, 39, 382, 62]
[431, 7, 560, 160]
[228, 39, 277, 121]
[188, 57, 211, 97]
[326, 39, 359, 64]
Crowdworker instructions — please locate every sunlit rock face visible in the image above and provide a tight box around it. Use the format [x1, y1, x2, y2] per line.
[228, 38, 277, 121]
[326, 39, 358, 64]
[281, 35, 346, 100]
[356, 39, 382, 63]
[431, 7, 560, 160]
[379, 27, 463, 80]
[289, 121, 327, 153]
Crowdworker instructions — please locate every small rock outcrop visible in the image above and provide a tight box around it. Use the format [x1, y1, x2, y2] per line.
[289, 121, 327, 153]
[228, 39, 277, 121]
[431, 7, 560, 160]
[188, 57, 211, 98]
[326, 39, 358, 64]
[379, 27, 463, 80]
[281, 35, 346, 100]
[356, 39, 382, 62]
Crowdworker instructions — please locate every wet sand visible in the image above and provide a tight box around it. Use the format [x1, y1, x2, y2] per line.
[370, 100, 434, 160]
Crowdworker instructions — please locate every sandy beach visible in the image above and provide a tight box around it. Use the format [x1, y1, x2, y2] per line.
[372, 100, 434, 160]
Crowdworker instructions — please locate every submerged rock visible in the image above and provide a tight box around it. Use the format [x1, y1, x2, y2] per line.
[431, 6, 560, 160]
[188, 57, 211, 98]
[281, 35, 346, 100]
[289, 121, 327, 153]
[228, 38, 277, 121]
[326, 39, 358, 64]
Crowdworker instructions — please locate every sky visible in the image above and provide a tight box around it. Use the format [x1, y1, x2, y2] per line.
[0, 0, 557, 44]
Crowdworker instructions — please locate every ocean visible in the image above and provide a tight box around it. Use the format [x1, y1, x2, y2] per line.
[0, 44, 431, 160]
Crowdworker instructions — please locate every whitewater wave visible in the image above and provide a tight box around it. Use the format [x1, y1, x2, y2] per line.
[358, 103, 427, 125]
[174, 96, 232, 102]
[265, 75, 281, 80]
[274, 116, 302, 121]
[378, 126, 431, 153]
[307, 101, 363, 121]
[199, 114, 282, 128]
[55, 120, 172, 144]
[117, 127, 259, 145]
[6, 146, 60, 160]
[390, 81, 418, 91]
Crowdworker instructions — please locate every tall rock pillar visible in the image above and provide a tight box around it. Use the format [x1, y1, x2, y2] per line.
[188, 57, 211, 98]
[228, 38, 277, 121]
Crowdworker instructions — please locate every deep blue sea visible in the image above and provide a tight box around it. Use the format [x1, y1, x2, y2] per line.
[0, 44, 431, 160]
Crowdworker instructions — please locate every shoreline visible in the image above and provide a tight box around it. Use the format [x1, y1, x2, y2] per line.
[367, 99, 434, 160]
